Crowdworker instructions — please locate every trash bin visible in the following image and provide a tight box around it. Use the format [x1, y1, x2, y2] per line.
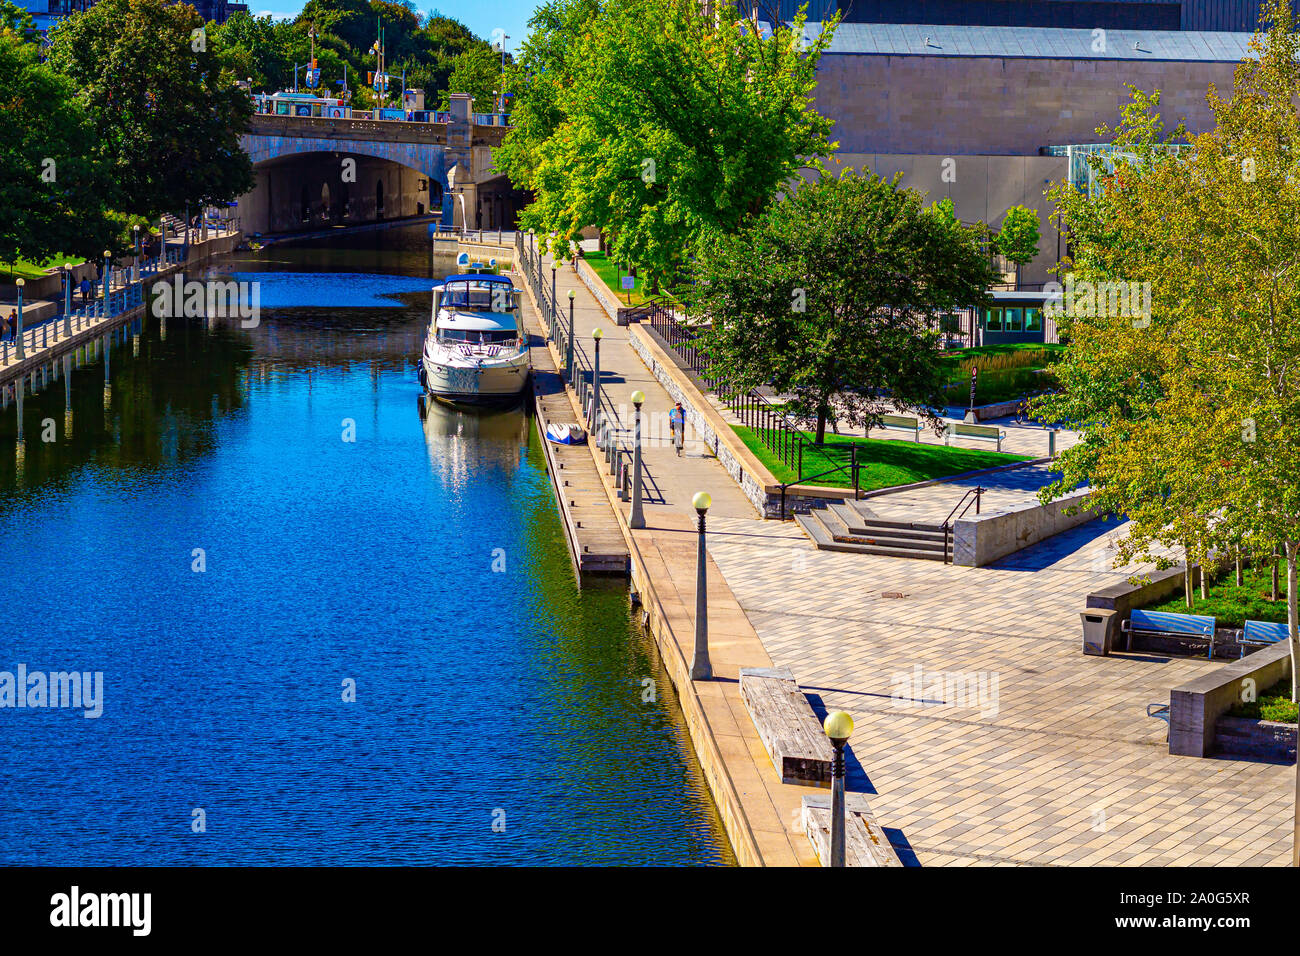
[1080, 608, 1118, 656]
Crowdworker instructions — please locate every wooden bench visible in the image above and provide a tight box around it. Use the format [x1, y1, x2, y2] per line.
[945, 422, 1005, 452]
[869, 413, 921, 442]
[738, 667, 833, 786]
[801, 793, 903, 867]
[1240, 619, 1290, 657]
[1122, 609, 1216, 658]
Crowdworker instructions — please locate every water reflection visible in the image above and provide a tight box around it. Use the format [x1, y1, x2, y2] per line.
[0, 224, 735, 866]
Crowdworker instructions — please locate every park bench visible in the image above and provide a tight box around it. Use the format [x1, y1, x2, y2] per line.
[870, 414, 922, 442]
[738, 667, 833, 786]
[1239, 619, 1291, 658]
[944, 422, 1006, 452]
[1121, 609, 1216, 658]
[802, 792, 904, 867]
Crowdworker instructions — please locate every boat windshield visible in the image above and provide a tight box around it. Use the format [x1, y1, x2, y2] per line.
[441, 282, 514, 310]
[440, 328, 518, 345]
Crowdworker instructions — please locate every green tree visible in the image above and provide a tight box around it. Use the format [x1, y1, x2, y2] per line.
[1038, 0, 1300, 698]
[0, 0, 39, 43]
[0, 29, 113, 265]
[48, 0, 253, 223]
[500, 0, 838, 284]
[445, 43, 504, 111]
[695, 169, 998, 443]
[993, 204, 1040, 286]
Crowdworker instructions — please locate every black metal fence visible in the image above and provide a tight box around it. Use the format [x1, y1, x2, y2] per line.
[642, 297, 859, 497]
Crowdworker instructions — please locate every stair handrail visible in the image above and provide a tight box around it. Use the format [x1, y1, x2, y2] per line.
[940, 485, 984, 565]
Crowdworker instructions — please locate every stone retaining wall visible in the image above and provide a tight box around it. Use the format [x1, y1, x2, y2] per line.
[573, 257, 624, 325]
[1169, 640, 1294, 758]
[951, 488, 1100, 567]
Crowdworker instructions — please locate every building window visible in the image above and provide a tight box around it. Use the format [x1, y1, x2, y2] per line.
[1005, 308, 1023, 332]
[984, 308, 1002, 332]
[1025, 308, 1043, 333]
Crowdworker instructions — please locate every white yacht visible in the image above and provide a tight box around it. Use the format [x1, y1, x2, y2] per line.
[419, 274, 530, 404]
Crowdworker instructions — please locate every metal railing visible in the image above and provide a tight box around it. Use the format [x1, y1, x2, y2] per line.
[1, 253, 171, 367]
[940, 485, 985, 564]
[514, 233, 638, 498]
[642, 298, 862, 506]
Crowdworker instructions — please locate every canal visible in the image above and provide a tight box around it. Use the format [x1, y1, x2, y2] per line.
[0, 224, 735, 866]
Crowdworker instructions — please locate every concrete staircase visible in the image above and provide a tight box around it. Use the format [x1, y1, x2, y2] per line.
[794, 500, 952, 561]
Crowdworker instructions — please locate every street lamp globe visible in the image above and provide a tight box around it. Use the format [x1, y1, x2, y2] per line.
[824, 711, 854, 744]
[15, 278, 24, 288]
[567, 289, 575, 300]
[692, 491, 711, 513]
[592, 328, 602, 340]
[631, 390, 645, 407]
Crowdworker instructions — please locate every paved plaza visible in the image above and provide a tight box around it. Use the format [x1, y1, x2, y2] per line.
[704, 514, 1297, 866]
[521, 250, 1297, 867]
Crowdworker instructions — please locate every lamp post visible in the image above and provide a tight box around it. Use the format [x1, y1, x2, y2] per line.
[823, 711, 854, 867]
[15, 278, 25, 360]
[62, 266, 72, 338]
[691, 490, 712, 680]
[133, 224, 140, 284]
[566, 289, 576, 380]
[550, 261, 557, 312]
[102, 250, 111, 316]
[590, 328, 603, 430]
[630, 390, 646, 529]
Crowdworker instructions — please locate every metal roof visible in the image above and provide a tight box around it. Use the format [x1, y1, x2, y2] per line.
[808, 22, 1255, 61]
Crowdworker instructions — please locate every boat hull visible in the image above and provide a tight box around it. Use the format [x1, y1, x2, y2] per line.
[421, 350, 529, 405]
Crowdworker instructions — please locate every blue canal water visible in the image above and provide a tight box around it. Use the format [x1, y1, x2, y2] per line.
[0, 226, 734, 866]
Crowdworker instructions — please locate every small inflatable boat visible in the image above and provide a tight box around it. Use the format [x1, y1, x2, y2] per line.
[545, 423, 587, 445]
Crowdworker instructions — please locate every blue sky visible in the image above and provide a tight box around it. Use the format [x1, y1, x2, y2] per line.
[249, 1, 538, 52]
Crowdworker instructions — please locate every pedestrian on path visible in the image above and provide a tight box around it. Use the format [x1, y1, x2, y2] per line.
[6, 310, 15, 342]
[80, 278, 91, 305]
[670, 403, 686, 457]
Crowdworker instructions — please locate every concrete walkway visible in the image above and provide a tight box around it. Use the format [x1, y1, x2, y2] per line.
[523, 251, 756, 522]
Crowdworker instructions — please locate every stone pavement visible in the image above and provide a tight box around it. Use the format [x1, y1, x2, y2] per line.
[703, 513, 1297, 866]
[518, 249, 1296, 867]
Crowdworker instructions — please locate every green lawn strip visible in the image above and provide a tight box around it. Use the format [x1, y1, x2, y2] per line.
[1229, 676, 1298, 723]
[5, 255, 86, 281]
[1148, 561, 1289, 627]
[581, 251, 651, 307]
[732, 425, 1030, 490]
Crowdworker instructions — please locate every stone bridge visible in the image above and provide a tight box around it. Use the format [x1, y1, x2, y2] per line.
[236, 93, 528, 234]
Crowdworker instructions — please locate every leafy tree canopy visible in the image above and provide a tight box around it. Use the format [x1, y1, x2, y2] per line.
[48, 0, 254, 220]
[499, 0, 839, 284]
[695, 169, 998, 442]
[1037, 0, 1300, 696]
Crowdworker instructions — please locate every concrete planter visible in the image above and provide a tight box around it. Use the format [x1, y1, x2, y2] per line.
[1214, 715, 1297, 761]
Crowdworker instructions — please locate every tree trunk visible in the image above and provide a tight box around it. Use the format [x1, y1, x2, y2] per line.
[814, 405, 827, 445]
[1235, 550, 1242, 587]
[1200, 561, 1208, 600]
[1183, 544, 1194, 610]
[1273, 548, 1279, 602]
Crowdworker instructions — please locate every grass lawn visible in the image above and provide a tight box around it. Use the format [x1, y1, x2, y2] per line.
[732, 426, 1030, 490]
[5, 255, 85, 281]
[582, 251, 651, 307]
[948, 343, 1069, 360]
[1229, 676, 1298, 723]
[1148, 560, 1289, 627]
